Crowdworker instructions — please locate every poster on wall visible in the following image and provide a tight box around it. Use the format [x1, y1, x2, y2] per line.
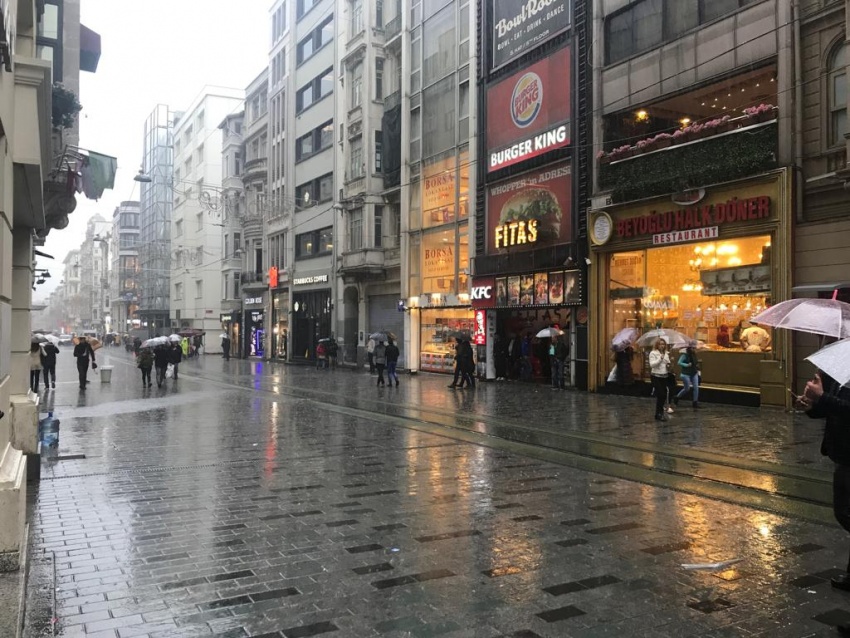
[487, 161, 572, 254]
[520, 275, 534, 305]
[490, 0, 571, 71]
[508, 276, 521, 306]
[548, 272, 564, 304]
[487, 47, 571, 172]
[496, 278, 508, 306]
[534, 273, 549, 305]
[565, 270, 580, 303]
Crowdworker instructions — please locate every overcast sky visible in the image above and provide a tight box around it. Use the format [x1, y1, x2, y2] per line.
[35, 0, 271, 302]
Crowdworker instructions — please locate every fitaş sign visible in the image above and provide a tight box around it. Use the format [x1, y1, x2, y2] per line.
[490, 0, 571, 70]
[487, 46, 571, 173]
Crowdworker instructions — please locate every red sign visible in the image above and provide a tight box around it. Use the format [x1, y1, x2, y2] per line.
[486, 161, 572, 254]
[487, 46, 571, 173]
[471, 276, 496, 309]
[617, 196, 772, 239]
[473, 310, 487, 345]
[268, 266, 278, 288]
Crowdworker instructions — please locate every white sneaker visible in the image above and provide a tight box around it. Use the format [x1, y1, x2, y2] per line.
[666, 406, 674, 414]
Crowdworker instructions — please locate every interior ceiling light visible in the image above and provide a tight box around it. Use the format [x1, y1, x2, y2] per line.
[635, 109, 649, 122]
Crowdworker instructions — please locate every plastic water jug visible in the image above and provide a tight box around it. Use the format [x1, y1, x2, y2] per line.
[39, 412, 60, 447]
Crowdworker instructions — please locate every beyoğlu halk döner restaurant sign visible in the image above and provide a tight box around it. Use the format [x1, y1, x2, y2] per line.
[617, 196, 772, 240]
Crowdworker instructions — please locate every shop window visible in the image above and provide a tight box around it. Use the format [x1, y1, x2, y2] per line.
[421, 228, 458, 294]
[295, 226, 333, 259]
[829, 43, 848, 148]
[423, 4, 456, 87]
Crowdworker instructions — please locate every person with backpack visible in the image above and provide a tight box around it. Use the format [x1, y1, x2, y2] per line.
[40, 341, 59, 390]
[385, 339, 400, 387]
[136, 347, 154, 387]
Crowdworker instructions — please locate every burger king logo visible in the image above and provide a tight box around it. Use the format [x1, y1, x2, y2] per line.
[511, 72, 543, 128]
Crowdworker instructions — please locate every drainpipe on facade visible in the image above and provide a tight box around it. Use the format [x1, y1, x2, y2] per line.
[793, 0, 805, 225]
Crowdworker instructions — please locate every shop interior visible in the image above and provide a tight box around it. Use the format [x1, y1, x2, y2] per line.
[608, 235, 773, 390]
[419, 308, 475, 373]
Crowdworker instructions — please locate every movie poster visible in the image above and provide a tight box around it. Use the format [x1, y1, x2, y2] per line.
[548, 272, 564, 304]
[496, 277, 508, 306]
[520, 274, 534, 305]
[508, 276, 521, 306]
[565, 270, 580, 303]
[534, 273, 548, 305]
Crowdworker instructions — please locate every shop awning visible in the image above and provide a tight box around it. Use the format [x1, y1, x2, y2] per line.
[791, 282, 850, 296]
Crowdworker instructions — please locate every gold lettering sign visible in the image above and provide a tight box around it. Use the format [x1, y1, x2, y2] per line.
[494, 219, 539, 249]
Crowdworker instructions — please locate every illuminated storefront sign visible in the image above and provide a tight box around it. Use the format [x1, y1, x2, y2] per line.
[268, 266, 279, 288]
[490, 0, 571, 70]
[471, 276, 496, 309]
[473, 310, 487, 345]
[293, 274, 329, 285]
[495, 219, 538, 249]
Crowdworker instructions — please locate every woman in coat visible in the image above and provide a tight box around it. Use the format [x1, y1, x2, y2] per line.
[648, 338, 672, 421]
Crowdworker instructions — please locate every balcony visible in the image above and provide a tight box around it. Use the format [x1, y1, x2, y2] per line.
[241, 157, 267, 183]
[240, 271, 266, 290]
[340, 248, 386, 281]
[384, 90, 401, 111]
[599, 116, 778, 204]
[385, 15, 401, 44]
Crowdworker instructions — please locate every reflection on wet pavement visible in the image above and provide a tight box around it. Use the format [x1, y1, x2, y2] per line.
[22, 353, 850, 637]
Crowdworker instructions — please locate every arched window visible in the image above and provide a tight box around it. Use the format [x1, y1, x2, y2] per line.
[829, 43, 848, 147]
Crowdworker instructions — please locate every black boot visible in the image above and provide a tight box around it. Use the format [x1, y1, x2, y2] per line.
[693, 401, 700, 409]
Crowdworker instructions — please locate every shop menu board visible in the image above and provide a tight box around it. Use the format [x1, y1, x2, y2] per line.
[496, 270, 580, 306]
[700, 264, 771, 296]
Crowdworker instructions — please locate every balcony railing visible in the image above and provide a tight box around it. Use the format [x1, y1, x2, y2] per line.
[599, 120, 777, 204]
[385, 15, 401, 41]
[340, 248, 385, 275]
[240, 271, 265, 286]
[384, 90, 401, 111]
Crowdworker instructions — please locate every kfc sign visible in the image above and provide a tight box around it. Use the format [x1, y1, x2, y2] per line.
[471, 277, 496, 309]
[487, 47, 571, 173]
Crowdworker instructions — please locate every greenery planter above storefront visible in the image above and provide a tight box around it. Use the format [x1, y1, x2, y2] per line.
[599, 121, 777, 204]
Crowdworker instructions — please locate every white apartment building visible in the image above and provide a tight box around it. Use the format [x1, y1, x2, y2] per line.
[111, 201, 141, 334]
[61, 249, 82, 332]
[78, 214, 112, 334]
[170, 88, 243, 349]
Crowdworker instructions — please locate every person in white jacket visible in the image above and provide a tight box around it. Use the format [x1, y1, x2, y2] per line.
[648, 338, 673, 421]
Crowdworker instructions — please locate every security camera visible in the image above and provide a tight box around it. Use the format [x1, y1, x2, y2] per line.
[585, 258, 592, 266]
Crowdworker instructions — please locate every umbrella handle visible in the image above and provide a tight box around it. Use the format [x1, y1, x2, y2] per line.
[834, 289, 839, 301]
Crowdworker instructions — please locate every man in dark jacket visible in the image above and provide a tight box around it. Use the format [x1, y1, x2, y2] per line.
[40, 342, 59, 389]
[804, 372, 850, 595]
[385, 339, 400, 387]
[168, 342, 183, 380]
[72, 337, 96, 390]
[153, 345, 170, 387]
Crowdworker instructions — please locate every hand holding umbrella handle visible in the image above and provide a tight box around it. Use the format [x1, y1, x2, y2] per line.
[804, 373, 824, 403]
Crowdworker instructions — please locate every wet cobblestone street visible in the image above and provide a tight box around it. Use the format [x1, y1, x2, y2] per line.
[20, 351, 850, 637]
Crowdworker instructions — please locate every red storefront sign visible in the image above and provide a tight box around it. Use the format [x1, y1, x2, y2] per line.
[473, 310, 487, 345]
[268, 266, 279, 288]
[471, 276, 496, 309]
[616, 196, 772, 239]
[486, 46, 571, 173]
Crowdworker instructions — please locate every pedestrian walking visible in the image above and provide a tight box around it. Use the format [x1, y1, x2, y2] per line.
[674, 341, 701, 409]
[327, 337, 339, 370]
[221, 333, 231, 360]
[507, 333, 522, 380]
[168, 340, 183, 380]
[448, 339, 463, 389]
[29, 342, 43, 392]
[316, 341, 327, 369]
[73, 336, 96, 390]
[457, 339, 476, 389]
[649, 338, 673, 421]
[181, 337, 190, 359]
[367, 337, 376, 374]
[136, 347, 153, 387]
[800, 372, 850, 608]
[374, 340, 387, 387]
[551, 335, 569, 390]
[494, 334, 508, 381]
[153, 345, 169, 387]
[385, 339, 400, 387]
[40, 341, 59, 389]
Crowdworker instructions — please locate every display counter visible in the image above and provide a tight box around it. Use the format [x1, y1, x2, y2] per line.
[690, 349, 767, 389]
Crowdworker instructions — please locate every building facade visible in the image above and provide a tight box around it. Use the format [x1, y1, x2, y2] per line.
[78, 214, 111, 334]
[111, 201, 141, 334]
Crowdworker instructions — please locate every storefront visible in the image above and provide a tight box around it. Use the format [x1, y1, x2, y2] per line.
[414, 298, 475, 374]
[270, 289, 289, 361]
[220, 311, 240, 357]
[243, 295, 266, 358]
[588, 169, 793, 407]
[291, 273, 332, 361]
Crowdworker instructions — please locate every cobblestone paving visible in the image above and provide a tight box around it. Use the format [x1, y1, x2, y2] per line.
[23, 352, 849, 637]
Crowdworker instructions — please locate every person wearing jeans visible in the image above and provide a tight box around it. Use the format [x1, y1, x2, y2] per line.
[385, 339, 400, 387]
[29, 343, 42, 392]
[675, 342, 700, 409]
[648, 338, 672, 421]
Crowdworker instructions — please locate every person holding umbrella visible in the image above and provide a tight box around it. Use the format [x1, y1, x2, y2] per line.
[374, 338, 387, 387]
[73, 336, 96, 390]
[29, 341, 44, 392]
[648, 338, 673, 421]
[40, 339, 60, 389]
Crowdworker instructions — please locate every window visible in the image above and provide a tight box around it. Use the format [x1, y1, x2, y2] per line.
[297, 0, 319, 19]
[374, 131, 383, 172]
[377, 0, 383, 26]
[374, 205, 383, 248]
[351, 63, 363, 107]
[298, 34, 314, 62]
[606, 0, 755, 65]
[195, 280, 203, 299]
[233, 274, 241, 298]
[196, 212, 204, 231]
[319, 228, 333, 253]
[224, 233, 230, 258]
[297, 15, 333, 64]
[174, 282, 183, 300]
[175, 219, 183, 237]
[296, 67, 334, 113]
[233, 232, 241, 257]
[375, 58, 384, 100]
[422, 75, 456, 158]
[351, 0, 364, 36]
[223, 274, 229, 299]
[350, 137, 364, 179]
[296, 232, 314, 258]
[319, 174, 334, 201]
[296, 120, 334, 160]
[295, 227, 334, 259]
[349, 208, 363, 251]
[38, 3, 60, 39]
[196, 111, 205, 130]
[296, 173, 335, 205]
[423, 5, 456, 86]
[830, 43, 848, 147]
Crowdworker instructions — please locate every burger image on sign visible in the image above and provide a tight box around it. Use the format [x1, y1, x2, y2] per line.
[511, 72, 543, 128]
[494, 186, 563, 250]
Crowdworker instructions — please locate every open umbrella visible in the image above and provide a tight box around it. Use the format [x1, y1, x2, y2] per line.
[369, 332, 388, 342]
[168, 334, 181, 343]
[536, 327, 564, 338]
[750, 298, 850, 339]
[806, 338, 850, 386]
[611, 327, 640, 350]
[73, 336, 102, 351]
[635, 329, 691, 350]
[44, 334, 60, 346]
[317, 337, 332, 343]
[179, 329, 205, 337]
[141, 336, 168, 348]
[31, 334, 48, 344]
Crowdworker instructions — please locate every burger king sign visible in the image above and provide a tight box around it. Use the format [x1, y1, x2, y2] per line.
[487, 46, 571, 173]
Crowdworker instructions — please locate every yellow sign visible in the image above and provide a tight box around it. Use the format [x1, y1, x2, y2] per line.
[494, 219, 538, 249]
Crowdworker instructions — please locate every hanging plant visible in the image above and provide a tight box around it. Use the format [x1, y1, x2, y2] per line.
[52, 83, 83, 130]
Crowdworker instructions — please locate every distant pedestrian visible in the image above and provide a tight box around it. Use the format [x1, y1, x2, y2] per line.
[40, 341, 59, 389]
[132, 336, 142, 356]
[649, 338, 672, 421]
[316, 341, 327, 369]
[73, 336, 96, 390]
[615, 345, 635, 386]
[29, 342, 43, 392]
[800, 372, 850, 606]
[136, 347, 153, 387]
[367, 338, 376, 374]
[551, 335, 568, 390]
[168, 341, 183, 380]
[507, 333, 521, 380]
[494, 334, 508, 381]
[374, 340, 387, 387]
[385, 339, 400, 387]
[221, 334, 231, 360]
[153, 345, 169, 387]
[448, 339, 463, 389]
[327, 337, 339, 370]
[181, 337, 190, 359]
[457, 339, 476, 389]
[674, 341, 700, 409]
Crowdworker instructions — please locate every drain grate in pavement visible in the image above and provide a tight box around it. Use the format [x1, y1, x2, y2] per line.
[55, 454, 86, 461]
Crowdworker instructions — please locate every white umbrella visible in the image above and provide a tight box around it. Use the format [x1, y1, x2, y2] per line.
[750, 298, 850, 339]
[806, 338, 850, 386]
[44, 334, 60, 346]
[141, 336, 168, 348]
[611, 327, 640, 350]
[31, 334, 48, 344]
[369, 332, 388, 342]
[635, 329, 691, 349]
[168, 334, 181, 343]
[536, 327, 564, 338]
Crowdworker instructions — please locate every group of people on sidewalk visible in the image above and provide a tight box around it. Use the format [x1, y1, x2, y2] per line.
[28, 341, 60, 392]
[135, 338, 184, 388]
[369, 337, 400, 387]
